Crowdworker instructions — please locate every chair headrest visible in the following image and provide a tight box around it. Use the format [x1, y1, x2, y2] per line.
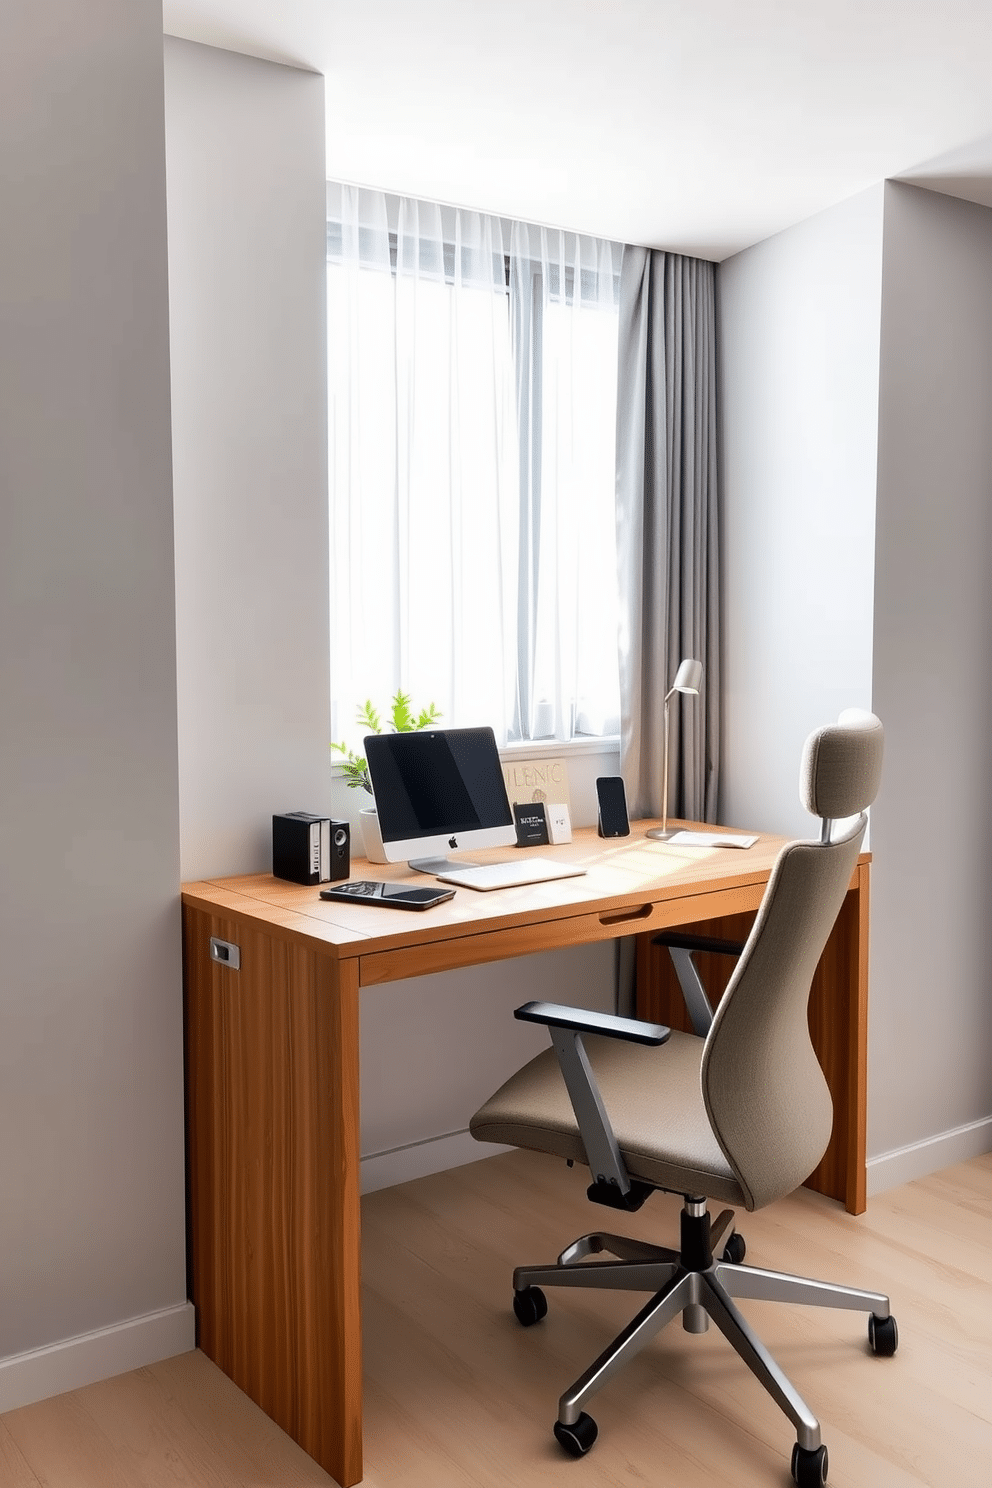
[800, 709, 883, 821]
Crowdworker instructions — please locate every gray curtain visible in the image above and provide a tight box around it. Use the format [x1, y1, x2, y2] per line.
[615, 246, 720, 825]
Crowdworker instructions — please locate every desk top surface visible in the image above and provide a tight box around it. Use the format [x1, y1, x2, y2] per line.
[181, 821, 864, 969]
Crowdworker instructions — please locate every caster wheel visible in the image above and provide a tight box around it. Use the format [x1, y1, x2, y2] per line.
[554, 1412, 598, 1457]
[791, 1441, 828, 1486]
[512, 1286, 548, 1327]
[721, 1231, 746, 1264]
[868, 1313, 898, 1356]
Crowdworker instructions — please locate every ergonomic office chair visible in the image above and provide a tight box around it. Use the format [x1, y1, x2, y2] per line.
[470, 710, 894, 1487]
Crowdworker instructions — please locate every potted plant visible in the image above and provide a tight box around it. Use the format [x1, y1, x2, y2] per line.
[332, 694, 441, 860]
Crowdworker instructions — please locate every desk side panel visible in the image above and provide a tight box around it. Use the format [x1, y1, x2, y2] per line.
[183, 905, 363, 1486]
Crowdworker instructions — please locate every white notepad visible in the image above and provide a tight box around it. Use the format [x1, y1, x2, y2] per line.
[435, 858, 587, 892]
[666, 830, 758, 849]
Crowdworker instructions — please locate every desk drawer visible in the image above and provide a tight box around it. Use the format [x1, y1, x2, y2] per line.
[358, 881, 766, 986]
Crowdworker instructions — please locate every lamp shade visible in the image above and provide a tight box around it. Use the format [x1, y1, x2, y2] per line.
[672, 658, 702, 694]
[647, 657, 704, 841]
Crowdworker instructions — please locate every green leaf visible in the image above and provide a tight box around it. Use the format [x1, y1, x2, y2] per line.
[330, 740, 372, 791]
[414, 703, 442, 730]
[390, 691, 415, 732]
[357, 700, 381, 735]
[332, 695, 441, 790]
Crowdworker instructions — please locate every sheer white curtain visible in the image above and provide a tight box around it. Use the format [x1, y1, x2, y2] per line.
[327, 183, 620, 750]
[510, 223, 621, 740]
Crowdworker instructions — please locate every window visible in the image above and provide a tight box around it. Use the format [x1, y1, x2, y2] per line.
[327, 185, 621, 751]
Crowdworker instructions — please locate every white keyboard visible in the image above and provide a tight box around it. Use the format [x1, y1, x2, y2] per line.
[435, 857, 586, 892]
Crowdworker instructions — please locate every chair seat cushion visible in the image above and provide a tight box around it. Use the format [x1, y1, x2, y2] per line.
[470, 1029, 748, 1207]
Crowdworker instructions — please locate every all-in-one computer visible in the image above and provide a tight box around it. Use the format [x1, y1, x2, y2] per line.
[364, 726, 584, 891]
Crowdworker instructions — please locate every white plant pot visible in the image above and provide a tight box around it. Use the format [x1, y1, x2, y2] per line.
[359, 805, 388, 864]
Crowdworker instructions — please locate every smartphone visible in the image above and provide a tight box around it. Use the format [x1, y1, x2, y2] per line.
[320, 880, 455, 911]
[596, 776, 631, 838]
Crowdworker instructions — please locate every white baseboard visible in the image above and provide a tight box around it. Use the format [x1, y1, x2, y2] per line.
[867, 1115, 992, 1196]
[361, 1128, 511, 1194]
[367, 1118, 992, 1202]
[0, 1301, 195, 1415]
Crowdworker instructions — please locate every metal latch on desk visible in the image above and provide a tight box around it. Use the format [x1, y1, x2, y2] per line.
[209, 936, 241, 970]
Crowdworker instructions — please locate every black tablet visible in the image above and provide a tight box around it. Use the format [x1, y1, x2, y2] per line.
[320, 880, 455, 911]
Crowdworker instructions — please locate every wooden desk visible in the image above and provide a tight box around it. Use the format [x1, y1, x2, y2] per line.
[181, 823, 870, 1488]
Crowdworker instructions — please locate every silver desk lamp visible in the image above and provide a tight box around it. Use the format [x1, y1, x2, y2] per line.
[646, 658, 702, 841]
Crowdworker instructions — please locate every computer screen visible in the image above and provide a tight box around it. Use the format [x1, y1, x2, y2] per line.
[364, 726, 516, 872]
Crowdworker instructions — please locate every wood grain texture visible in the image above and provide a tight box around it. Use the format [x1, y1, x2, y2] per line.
[184, 825, 792, 963]
[0, 1423, 41, 1488]
[184, 905, 363, 1486]
[181, 827, 872, 1482]
[358, 879, 769, 985]
[0, 1351, 335, 1486]
[635, 880, 868, 1213]
[6, 1154, 988, 1487]
[360, 1150, 992, 1488]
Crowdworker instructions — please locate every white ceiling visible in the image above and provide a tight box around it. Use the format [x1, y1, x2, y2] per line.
[162, 1, 992, 260]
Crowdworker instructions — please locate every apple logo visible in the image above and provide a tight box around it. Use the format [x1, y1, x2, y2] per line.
[448, 836, 458, 848]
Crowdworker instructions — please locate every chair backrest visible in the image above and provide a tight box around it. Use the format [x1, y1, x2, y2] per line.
[700, 711, 883, 1211]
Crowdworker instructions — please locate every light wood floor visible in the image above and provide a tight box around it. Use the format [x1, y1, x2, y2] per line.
[2, 1151, 989, 1487]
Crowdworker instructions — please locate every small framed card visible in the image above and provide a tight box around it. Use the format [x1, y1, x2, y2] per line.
[546, 802, 572, 844]
[513, 800, 549, 847]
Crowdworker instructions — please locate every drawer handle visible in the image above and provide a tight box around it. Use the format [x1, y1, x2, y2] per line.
[599, 904, 653, 927]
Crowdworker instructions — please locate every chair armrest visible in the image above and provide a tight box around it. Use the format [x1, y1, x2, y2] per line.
[513, 1000, 663, 1212]
[651, 931, 746, 956]
[514, 1001, 670, 1046]
[650, 932, 746, 1037]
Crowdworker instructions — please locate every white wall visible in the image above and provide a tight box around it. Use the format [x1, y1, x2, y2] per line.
[718, 186, 884, 837]
[868, 181, 992, 1175]
[165, 38, 331, 881]
[358, 939, 617, 1190]
[162, 38, 621, 1191]
[0, 1, 191, 1408]
[719, 180, 992, 1189]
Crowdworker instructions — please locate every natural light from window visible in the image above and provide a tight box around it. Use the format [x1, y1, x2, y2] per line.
[327, 187, 621, 753]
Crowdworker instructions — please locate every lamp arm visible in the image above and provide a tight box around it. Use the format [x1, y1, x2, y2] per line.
[661, 693, 672, 836]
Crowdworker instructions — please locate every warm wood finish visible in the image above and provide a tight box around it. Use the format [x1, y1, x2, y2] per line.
[183, 908, 362, 1487]
[0, 1350, 336, 1487]
[181, 827, 792, 967]
[4, 1153, 990, 1487]
[182, 822, 871, 1484]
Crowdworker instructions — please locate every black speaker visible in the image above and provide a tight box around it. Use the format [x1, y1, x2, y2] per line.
[596, 776, 630, 838]
[328, 819, 350, 881]
[273, 814, 351, 884]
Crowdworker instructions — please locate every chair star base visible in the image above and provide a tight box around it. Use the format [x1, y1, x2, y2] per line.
[512, 1197, 895, 1480]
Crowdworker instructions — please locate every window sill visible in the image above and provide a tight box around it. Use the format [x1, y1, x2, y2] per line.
[499, 736, 620, 760]
[330, 735, 620, 784]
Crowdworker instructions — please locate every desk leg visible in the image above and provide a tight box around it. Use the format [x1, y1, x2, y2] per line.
[634, 867, 869, 1216]
[801, 868, 868, 1215]
[184, 907, 364, 1486]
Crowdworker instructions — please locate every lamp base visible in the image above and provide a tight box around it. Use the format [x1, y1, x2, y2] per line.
[645, 827, 679, 842]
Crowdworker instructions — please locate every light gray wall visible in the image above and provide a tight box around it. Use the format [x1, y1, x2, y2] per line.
[869, 181, 992, 1164]
[718, 179, 992, 1186]
[163, 38, 620, 1192]
[165, 38, 331, 881]
[718, 185, 884, 838]
[358, 938, 617, 1190]
[0, 0, 188, 1386]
